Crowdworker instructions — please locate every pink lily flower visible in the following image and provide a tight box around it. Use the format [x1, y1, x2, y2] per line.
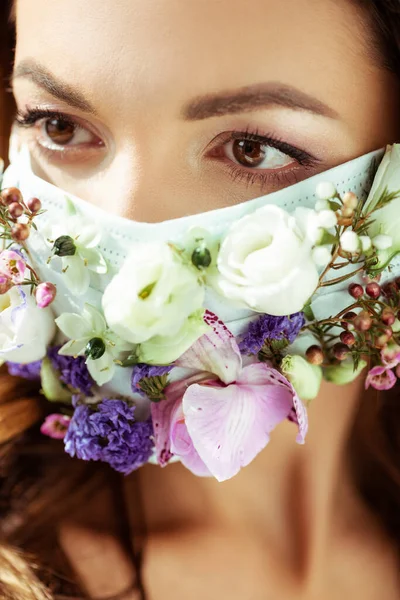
[365, 365, 397, 391]
[151, 311, 308, 482]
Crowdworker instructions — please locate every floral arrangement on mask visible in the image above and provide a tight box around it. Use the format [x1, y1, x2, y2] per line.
[2, 145, 400, 482]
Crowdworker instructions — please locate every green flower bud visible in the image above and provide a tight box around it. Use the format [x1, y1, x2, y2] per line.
[85, 337, 106, 360]
[53, 235, 77, 257]
[281, 354, 322, 401]
[191, 245, 212, 269]
[40, 357, 72, 402]
[324, 358, 367, 385]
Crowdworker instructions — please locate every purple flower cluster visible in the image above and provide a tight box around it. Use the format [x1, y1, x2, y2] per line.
[64, 399, 154, 475]
[131, 363, 173, 395]
[48, 346, 93, 396]
[7, 360, 42, 380]
[239, 312, 305, 355]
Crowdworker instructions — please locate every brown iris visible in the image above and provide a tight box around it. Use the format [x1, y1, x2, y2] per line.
[45, 118, 76, 145]
[232, 139, 266, 167]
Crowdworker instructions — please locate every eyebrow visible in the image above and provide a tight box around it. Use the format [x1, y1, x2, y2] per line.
[10, 59, 98, 114]
[182, 82, 339, 120]
[11, 59, 338, 121]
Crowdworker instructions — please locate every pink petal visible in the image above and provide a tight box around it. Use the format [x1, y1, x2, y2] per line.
[183, 363, 297, 482]
[170, 418, 211, 477]
[381, 344, 400, 368]
[176, 310, 241, 384]
[365, 365, 397, 390]
[151, 374, 209, 469]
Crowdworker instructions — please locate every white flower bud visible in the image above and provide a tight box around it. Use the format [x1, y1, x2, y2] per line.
[316, 182, 337, 200]
[372, 234, 393, 251]
[315, 199, 330, 212]
[340, 230, 360, 253]
[281, 355, 322, 401]
[359, 235, 372, 253]
[317, 209, 337, 229]
[312, 246, 332, 266]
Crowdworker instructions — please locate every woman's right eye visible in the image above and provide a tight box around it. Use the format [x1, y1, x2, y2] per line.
[15, 108, 104, 156]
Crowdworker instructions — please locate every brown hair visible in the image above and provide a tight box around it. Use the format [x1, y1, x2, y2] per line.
[0, 0, 400, 597]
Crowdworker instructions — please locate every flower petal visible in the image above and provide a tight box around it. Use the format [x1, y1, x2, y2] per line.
[56, 313, 91, 340]
[82, 303, 107, 334]
[62, 256, 91, 295]
[58, 338, 88, 357]
[79, 247, 108, 274]
[87, 352, 116, 386]
[183, 363, 296, 482]
[176, 310, 242, 384]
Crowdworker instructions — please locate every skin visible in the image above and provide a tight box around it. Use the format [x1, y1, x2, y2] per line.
[11, 0, 400, 598]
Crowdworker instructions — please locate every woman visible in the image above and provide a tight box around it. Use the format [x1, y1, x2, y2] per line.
[0, 0, 400, 598]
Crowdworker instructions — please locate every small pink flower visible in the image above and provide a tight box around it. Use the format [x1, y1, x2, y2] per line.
[35, 282, 57, 308]
[151, 311, 308, 482]
[380, 342, 400, 368]
[40, 414, 71, 439]
[365, 366, 397, 391]
[0, 250, 26, 283]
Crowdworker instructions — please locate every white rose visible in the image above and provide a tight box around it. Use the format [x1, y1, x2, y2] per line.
[215, 205, 320, 315]
[102, 242, 205, 344]
[363, 144, 400, 269]
[0, 286, 55, 363]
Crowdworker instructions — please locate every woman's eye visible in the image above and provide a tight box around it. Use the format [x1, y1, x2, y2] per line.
[40, 117, 95, 148]
[224, 138, 294, 170]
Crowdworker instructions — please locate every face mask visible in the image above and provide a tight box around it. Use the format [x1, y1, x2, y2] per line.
[2, 128, 400, 482]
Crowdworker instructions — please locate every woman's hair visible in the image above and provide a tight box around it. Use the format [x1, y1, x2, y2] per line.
[0, 0, 400, 597]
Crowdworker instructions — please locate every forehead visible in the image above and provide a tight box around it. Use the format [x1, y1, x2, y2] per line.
[14, 0, 368, 113]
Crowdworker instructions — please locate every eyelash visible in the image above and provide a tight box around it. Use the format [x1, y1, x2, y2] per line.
[14, 107, 319, 187]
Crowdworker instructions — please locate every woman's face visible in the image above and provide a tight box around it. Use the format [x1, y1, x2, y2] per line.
[11, 0, 400, 221]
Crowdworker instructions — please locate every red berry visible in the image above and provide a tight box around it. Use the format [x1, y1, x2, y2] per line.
[26, 197, 42, 214]
[365, 282, 381, 299]
[1, 187, 22, 206]
[382, 281, 398, 298]
[340, 331, 356, 346]
[8, 202, 24, 219]
[382, 307, 395, 326]
[306, 345, 324, 365]
[341, 311, 357, 330]
[11, 223, 30, 242]
[354, 310, 372, 332]
[333, 342, 350, 361]
[348, 283, 364, 299]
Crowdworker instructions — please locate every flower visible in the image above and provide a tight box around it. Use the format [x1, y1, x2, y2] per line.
[7, 359, 42, 380]
[381, 342, 400, 368]
[64, 399, 154, 475]
[239, 312, 305, 355]
[136, 309, 210, 365]
[214, 205, 321, 315]
[340, 231, 359, 253]
[41, 414, 71, 439]
[363, 144, 400, 269]
[280, 354, 322, 401]
[55, 304, 133, 386]
[35, 282, 57, 308]
[131, 363, 173, 398]
[102, 242, 207, 362]
[365, 365, 397, 390]
[151, 311, 308, 482]
[316, 181, 337, 200]
[372, 234, 392, 251]
[0, 286, 55, 363]
[48, 345, 93, 395]
[0, 249, 26, 283]
[47, 206, 107, 295]
[324, 359, 367, 385]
